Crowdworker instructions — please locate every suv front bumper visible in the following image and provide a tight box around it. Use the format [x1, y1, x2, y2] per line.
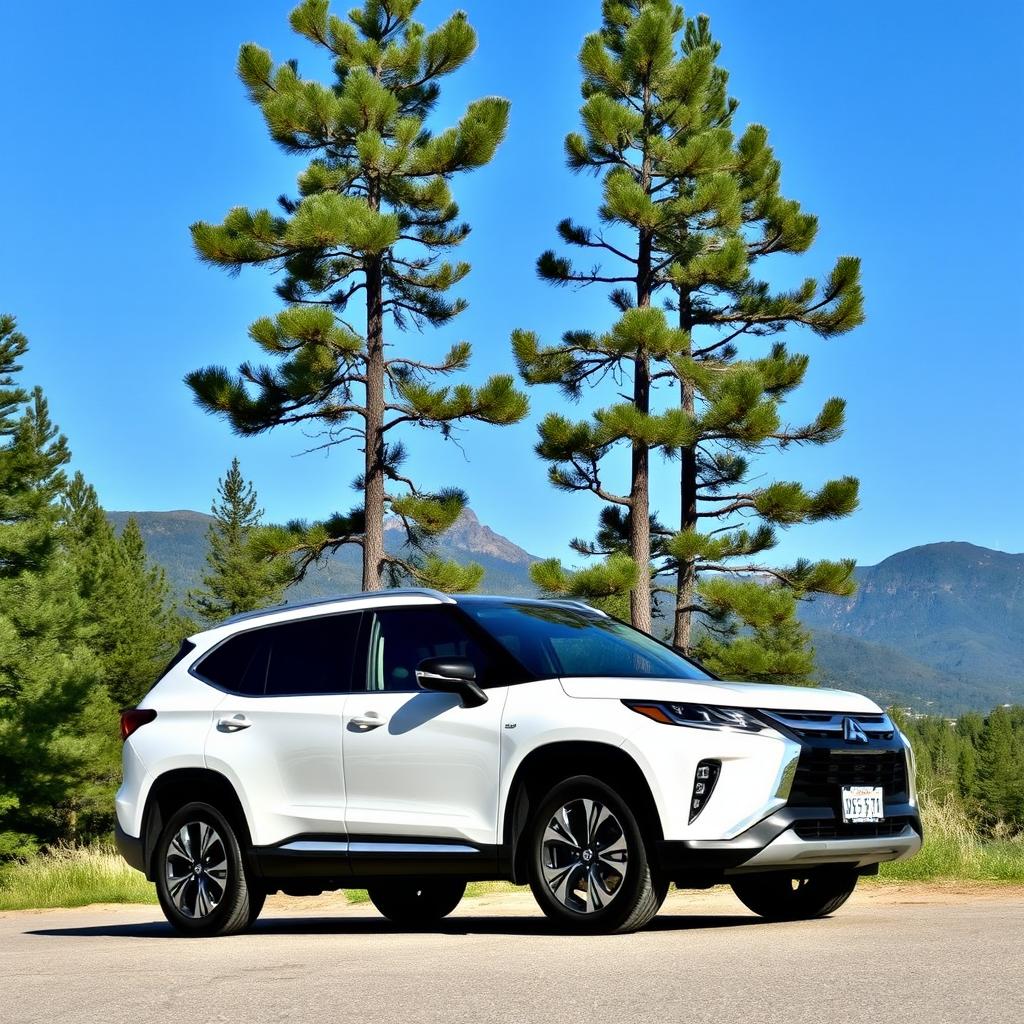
[657, 805, 923, 880]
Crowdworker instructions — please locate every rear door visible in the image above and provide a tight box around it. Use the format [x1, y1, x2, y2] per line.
[341, 605, 509, 847]
[202, 612, 360, 846]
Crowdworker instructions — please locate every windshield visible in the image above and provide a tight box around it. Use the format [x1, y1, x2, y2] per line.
[460, 600, 711, 681]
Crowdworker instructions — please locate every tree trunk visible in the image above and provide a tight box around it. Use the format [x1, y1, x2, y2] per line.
[673, 294, 697, 650]
[630, 209, 654, 633]
[630, 358, 652, 633]
[362, 253, 386, 592]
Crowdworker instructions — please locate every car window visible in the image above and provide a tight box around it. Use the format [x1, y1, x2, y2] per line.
[364, 607, 499, 693]
[265, 613, 360, 695]
[195, 613, 360, 696]
[195, 629, 271, 695]
[460, 601, 711, 681]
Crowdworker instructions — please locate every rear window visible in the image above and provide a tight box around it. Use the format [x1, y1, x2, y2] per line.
[194, 612, 361, 696]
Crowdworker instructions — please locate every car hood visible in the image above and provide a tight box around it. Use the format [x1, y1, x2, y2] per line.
[559, 676, 881, 714]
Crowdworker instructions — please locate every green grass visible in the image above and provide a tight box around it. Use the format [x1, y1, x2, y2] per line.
[877, 798, 1024, 883]
[0, 845, 157, 911]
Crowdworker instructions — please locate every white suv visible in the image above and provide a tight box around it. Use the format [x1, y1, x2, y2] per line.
[116, 589, 922, 936]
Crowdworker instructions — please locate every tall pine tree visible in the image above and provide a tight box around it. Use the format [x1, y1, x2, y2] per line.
[188, 458, 290, 621]
[187, 0, 527, 592]
[0, 317, 115, 855]
[515, 1, 862, 652]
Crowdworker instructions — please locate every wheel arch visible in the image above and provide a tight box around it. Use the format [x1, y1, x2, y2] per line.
[140, 768, 253, 881]
[501, 741, 664, 885]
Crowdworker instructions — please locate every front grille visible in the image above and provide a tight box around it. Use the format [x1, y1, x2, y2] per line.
[793, 817, 914, 840]
[788, 748, 909, 808]
[760, 709, 895, 740]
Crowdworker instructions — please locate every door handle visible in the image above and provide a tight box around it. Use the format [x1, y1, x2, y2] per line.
[216, 714, 252, 732]
[349, 712, 386, 731]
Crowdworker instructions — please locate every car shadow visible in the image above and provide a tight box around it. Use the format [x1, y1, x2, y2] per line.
[27, 912, 765, 940]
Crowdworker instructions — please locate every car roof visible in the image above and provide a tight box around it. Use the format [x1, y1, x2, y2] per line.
[190, 589, 606, 643]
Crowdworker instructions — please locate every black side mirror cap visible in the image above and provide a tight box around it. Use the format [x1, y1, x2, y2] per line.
[416, 657, 488, 708]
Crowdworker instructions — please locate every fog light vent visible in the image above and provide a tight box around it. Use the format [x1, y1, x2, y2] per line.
[689, 759, 721, 823]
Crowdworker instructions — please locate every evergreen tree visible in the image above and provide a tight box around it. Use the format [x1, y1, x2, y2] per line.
[514, 1, 862, 647]
[0, 317, 114, 855]
[977, 707, 1023, 826]
[62, 475, 180, 710]
[102, 517, 179, 709]
[957, 711, 984, 802]
[693, 578, 815, 686]
[187, 0, 527, 592]
[188, 458, 290, 621]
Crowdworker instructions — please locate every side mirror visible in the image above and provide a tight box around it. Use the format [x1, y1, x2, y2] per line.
[416, 657, 488, 709]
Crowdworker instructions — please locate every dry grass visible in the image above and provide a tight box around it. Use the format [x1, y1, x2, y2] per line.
[878, 798, 1024, 882]
[0, 844, 156, 911]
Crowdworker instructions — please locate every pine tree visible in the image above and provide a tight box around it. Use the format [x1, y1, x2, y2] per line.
[514, 1, 862, 647]
[186, 0, 527, 592]
[693, 578, 815, 686]
[102, 518, 179, 709]
[188, 458, 290, 621]
[0, 317, 115, 855]
[62, 475, 180, 710]
[977, 707, 1024, 826]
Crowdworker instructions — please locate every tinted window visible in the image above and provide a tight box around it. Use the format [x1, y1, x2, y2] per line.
[196, 613, 360, 696]
[195, 630, 271, 695]
[460, 601, 711, 681]
[364, 607, 502, 692]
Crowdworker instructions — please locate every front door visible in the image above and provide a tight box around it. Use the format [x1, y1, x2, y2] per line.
[342, 606, 508, 848]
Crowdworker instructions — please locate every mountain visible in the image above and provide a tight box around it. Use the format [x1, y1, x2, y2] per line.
[801, 542, 1024, 712]
[107, 508, 537, 604]
[108, 513, 1022, 713]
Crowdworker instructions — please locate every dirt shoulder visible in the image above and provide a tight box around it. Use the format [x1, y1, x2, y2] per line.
[3, 879, 1022, 919]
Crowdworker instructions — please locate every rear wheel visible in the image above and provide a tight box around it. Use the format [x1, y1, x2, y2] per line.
[527, 775, 666, 934]
[366, 878, 466, 926]
[731, 869, 858, 921]
[155, 801, 256, 937]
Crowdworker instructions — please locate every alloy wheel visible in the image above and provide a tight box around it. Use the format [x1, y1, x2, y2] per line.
[164, 820, 229, 919]
[540, 797, 628, 914]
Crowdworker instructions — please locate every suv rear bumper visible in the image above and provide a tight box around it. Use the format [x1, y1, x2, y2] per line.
[657, 804, 922, 880]
[115, 821, 147, 875]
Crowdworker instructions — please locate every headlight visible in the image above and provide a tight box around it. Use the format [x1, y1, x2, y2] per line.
[624, 700, 765, 733]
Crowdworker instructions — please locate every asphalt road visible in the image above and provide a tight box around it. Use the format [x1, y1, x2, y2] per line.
[4, 886, 1024, 1024]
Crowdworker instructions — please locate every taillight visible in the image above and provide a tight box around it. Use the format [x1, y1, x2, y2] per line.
[120, 708, 157, 742]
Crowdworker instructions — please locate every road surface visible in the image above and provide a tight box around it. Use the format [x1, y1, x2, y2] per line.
[3, 884, 1023, 1024]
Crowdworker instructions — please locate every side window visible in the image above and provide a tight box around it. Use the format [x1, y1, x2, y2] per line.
[195, 613, 360, 696]
[365, 607, 497, 693]
[195, 630, 271, 696]
[265, 613, 361, 696]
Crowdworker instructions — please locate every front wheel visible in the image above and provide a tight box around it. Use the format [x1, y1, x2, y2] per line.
[155, 801, 257, 937]
[731, 869, 859, 921]
[366, 878, 466, 926]
[528, 775, 666, 934]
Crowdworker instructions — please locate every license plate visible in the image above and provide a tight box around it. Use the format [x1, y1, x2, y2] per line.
[841, 785, 884, 823]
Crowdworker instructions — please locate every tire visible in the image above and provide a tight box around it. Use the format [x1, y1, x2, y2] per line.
[247, 889, 267, 928]
[366, 878, 467, 926]
[731, 868, 859, 921]
[154, 801, 256, 937]
[527, 774, 666, 934]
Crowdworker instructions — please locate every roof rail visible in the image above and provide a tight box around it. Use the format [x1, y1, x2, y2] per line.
[542, 598, 609, 617]
[218, 587, 454, 627]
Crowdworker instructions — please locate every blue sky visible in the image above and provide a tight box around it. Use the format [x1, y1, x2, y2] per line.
[2, 1, 1022, 566]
